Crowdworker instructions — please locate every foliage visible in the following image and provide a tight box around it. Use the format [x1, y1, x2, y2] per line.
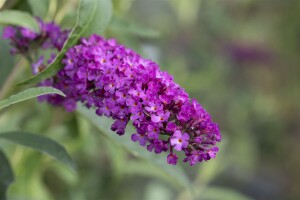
[0, 132, 75, 171]
[0, 9, 40, 32]
[0, 87, 65, 109]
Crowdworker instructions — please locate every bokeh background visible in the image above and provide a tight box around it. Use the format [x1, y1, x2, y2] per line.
[0, 0, 300, 199]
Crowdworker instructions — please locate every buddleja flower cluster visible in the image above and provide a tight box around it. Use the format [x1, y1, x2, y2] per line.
[3, 21, 221, 166]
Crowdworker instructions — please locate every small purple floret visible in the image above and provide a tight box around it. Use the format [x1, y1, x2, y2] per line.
[167, 153, 178, 165]
[170, 130, 190, 151]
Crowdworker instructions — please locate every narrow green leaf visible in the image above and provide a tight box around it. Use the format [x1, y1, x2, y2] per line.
[0, 87, 65, 110]
[18, 0, 113, 86]
[110, 17, 160, 38]
[77, 104, 190, 189]
[0, 149, 14, 200]
[0, 10, 40, 32]
[0, 132, 76, 171]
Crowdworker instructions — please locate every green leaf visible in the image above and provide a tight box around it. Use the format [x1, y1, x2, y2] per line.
[110, 17, 160, 38]
[77, 104, 190, 189]
[0, 10, 40, 32]
[0, 86, 65, 110]
[0, 149, 14, 200]
[0, 131, 76, 171]
[18, 0, 113, 86]
[27, 0, 49, 19]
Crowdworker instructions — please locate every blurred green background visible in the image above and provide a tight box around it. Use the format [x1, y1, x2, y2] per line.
[1, 0, 300, 199]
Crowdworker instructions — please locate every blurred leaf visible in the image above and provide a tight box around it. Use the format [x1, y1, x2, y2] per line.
[27, 0, 49, 19]
[168, 0, 201, 26]
[110, 17, 160, 38]
[2, 0, 31, 12]
[104, 135, 127, 177]
[0, 87, 65, 110]
[199, 186, 253, 200]
[123, 161, 187, 188]
[0, 0, 6, 9]
[0, 149, 14, 200]
[7, 152, 53, 200]
[48, 163, 78, 186]
[12, 0, 32, 13]
[0, 10, 40, 32]
[0, 26, 15, 86]
[0, 131, 76, 171]
[113, 0, 136, 14]
[77, 104, 190, 189]
[144, 181, 172, 200]
[78, 0, 113, 36]
[18, 0, 113, 86]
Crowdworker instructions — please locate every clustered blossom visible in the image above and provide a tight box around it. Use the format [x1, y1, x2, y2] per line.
[3, 22, 221, 166]
[2, 18, 69, 74]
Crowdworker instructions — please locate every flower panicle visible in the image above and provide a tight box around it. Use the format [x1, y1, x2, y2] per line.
[2, 20, 221, 166]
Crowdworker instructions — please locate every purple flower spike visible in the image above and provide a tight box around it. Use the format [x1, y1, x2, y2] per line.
[3, 19, 222, 166]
